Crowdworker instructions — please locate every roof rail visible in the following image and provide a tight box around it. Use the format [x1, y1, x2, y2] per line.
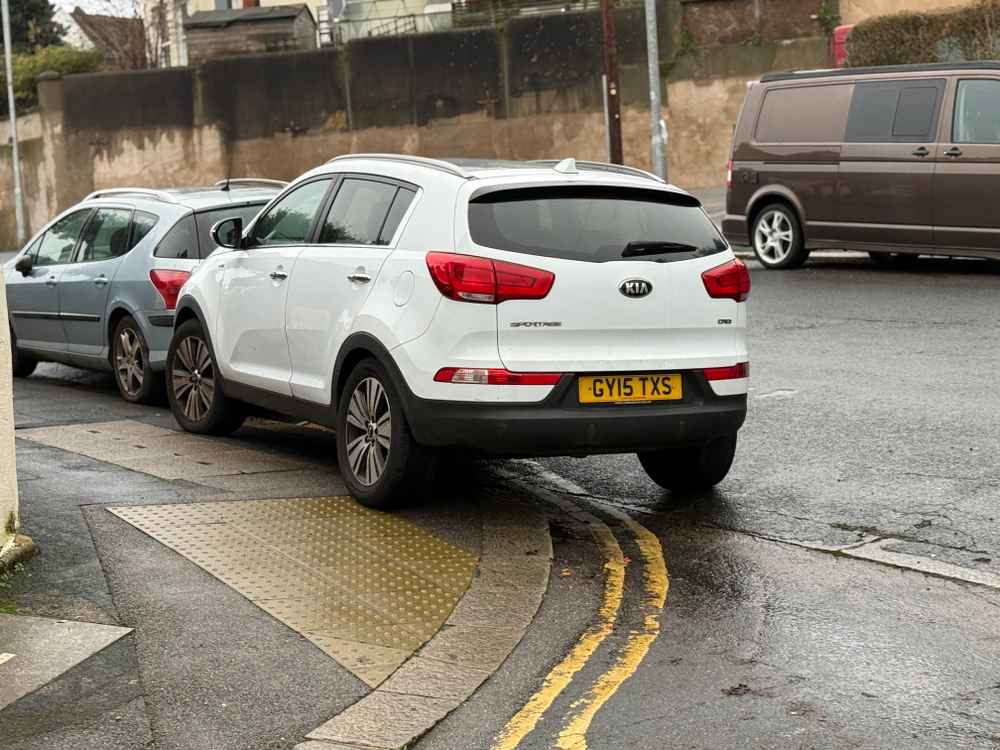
[529, 159, 665, 183]
[84, 187, 178, 203]
[214, 178, 288, 189]
[760, 61, 1000, 83]
[327, 153, 473, 179]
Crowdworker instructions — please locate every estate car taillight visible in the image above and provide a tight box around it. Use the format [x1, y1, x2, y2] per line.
[426, 252, 554, 304]
[726, 160, 733, 190]
[702, 258, 750, 302]
[149, 269, 191, 310]
[434, 368, 562, 385]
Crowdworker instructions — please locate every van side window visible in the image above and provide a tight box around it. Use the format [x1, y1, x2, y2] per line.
[845, 79, 944, 143]
[754, 84, 852, 143]
[953, 79, 1000, 144]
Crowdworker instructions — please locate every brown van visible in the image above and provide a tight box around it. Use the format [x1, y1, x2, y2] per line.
[723, 62, 1000, 269]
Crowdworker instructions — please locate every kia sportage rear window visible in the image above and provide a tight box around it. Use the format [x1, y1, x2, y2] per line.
[468, 187, 728, 263]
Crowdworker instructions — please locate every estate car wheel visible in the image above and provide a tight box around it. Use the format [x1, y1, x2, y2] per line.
[167, 319, 246, 435]
[869, 250, 918, 268]
[336, 358, 435, 510]
[638, 434, 738, 494]
[9, 328, 37, 378]
[752, 204, 808, 270]
[112, 316, 162, 404]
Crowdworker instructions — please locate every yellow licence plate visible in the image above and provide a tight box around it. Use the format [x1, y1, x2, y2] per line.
[578, 374, 682, 404]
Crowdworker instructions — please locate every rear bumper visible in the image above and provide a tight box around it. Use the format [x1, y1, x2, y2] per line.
[722, 215, 750, 247]
[405, 373, 747, 456]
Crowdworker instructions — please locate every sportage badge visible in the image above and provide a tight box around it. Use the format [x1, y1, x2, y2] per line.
[619, 278, 652, 298]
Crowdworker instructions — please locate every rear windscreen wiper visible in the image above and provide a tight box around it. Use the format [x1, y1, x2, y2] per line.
[621, 241, 700, 258]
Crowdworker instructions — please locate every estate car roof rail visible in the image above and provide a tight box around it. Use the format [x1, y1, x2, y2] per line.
[84, 187, 178, 203]
[326, 153, 473, 179]
[529, 159, 665, 184]
[214, 178, 288, 189]
[760, 61, 1000, 82]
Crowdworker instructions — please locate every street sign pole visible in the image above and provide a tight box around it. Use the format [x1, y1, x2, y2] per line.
[644, 0, 666, 180]
[601, 0, 623, 165]
[1, 0, 26, 245]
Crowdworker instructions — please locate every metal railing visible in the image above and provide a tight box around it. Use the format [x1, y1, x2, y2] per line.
[321, 0, 637, 45]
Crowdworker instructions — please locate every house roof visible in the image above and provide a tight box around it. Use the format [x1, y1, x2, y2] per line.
[70, 8, 146, 69]
[184, 4, 314, 29]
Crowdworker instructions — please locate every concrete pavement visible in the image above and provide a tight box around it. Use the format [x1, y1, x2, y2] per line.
[3, 253, 1000, 749]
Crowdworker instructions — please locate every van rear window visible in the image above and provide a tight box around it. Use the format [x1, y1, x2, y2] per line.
[468, 187, 727, 263]
[755, 84, 852, 143]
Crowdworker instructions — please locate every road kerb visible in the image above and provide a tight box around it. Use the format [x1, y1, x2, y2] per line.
[302, 500, 552, 750]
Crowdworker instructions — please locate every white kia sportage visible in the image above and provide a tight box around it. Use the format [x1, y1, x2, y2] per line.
[167, 155, 750, 508]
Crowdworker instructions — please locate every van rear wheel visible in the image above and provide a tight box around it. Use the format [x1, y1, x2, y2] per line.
[752, 204, 808, 269]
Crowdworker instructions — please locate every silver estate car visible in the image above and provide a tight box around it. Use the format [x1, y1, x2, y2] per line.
[4, 180, 284, 403]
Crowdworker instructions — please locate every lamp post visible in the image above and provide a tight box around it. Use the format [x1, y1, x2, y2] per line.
[2, 0, 26, 245]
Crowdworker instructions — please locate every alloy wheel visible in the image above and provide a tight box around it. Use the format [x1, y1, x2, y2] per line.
[115, 327, 145, 397]
[754, 210, 794, 264]
[172, 336, 215, 422]
[344, 376, 391, 487]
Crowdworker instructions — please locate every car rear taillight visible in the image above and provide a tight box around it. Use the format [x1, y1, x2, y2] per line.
[426, 252, 554, 304]
[702, 258, 750, 302]
[726, 160, 733, 190]
[704, 362, 749, 381]
[434, 367, 561, 385]
[149, 269, 191, 310]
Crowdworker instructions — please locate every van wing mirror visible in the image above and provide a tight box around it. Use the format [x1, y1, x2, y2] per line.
[210, 217, 244, 250]
[14, 254, 33, 276]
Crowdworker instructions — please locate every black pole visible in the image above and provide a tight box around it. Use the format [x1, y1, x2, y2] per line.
[601, 0, 623, 165]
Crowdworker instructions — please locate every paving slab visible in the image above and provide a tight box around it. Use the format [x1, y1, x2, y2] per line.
[308, 691, 456, 748]
[0, 614, 131, 710]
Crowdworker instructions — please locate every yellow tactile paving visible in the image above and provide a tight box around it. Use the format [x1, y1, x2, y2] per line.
[109, 496, 479, 687]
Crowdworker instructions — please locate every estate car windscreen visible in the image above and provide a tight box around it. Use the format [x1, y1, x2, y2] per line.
[468, 186, 727, 263]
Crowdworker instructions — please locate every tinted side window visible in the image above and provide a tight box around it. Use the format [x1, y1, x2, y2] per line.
[35, 210, 91, 267]
[78, 208, 133, 262]
[155, 215, 199, 259]
[129, 211, 159, 251]
[953, 79, 1000, 144]
[379, 187, 416, 244]
[845, 79, 943, 143]
[250, 180, 331, 246]
[320, 179, 398, 245]
[755, 84, 853, 143]
[195, 204, 266, 258]
[892, 84, 942, 140]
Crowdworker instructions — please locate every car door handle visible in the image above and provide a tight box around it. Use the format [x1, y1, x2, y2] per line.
[269, 270, 288, 280]
[94, 275, 109, 286]
[945, 147, 963, 158]
[912, 146, 929, 157]
[347, 273, 372, 284]
[45, 276, 58, 287]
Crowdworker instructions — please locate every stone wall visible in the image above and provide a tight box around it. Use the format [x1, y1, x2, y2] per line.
[840, 0, 976, 25]
[0, 2, 829, 249]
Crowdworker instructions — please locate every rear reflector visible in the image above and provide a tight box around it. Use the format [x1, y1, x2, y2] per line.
[434, 367, 561, 386]
[704, 362, 749, 381]
[702, 258, 750, 302]
[426, 252, 554, 304]
[149, 269, 191, 310]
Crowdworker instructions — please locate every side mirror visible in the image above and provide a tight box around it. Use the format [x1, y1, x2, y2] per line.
[14, 255, 33, 276]
[210, 217, 244, 250]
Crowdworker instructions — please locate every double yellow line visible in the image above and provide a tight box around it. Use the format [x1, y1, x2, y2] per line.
[491, 471, 669, 750]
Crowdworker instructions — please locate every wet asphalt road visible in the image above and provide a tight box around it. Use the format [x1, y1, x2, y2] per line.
[4, 252, 1000, 749]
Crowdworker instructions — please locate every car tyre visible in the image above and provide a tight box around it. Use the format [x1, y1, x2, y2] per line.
[869, 250, 918, 268]
[336, 358, 435, 510]
[752, 203, 808, 270]
[167, 318, 246, 435]
[638, 434, 738, 493]
[112, 316, 162, 404]
[9, 329, 37, 378]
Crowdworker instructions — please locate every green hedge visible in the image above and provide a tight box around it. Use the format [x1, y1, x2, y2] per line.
[0, 46, 102, 116]
[847, 0, 1000, 67]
